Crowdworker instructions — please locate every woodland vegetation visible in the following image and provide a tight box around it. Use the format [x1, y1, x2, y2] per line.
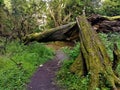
[0, 0, 120, 90]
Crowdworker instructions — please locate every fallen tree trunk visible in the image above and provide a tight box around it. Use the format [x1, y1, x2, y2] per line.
[23, 14, 120, 44]
[70, 15, 120, 90]
[88, 14, 120, 33]
[23, 22, 79, 44]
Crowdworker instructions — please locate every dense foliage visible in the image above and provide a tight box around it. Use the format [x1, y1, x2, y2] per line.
[0, 0, 46, 43]
[96, 0, 120, 16]
[1, 0, 120, 32]
[0, 0, 120, 90]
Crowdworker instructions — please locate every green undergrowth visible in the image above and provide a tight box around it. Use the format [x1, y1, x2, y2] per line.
[62, 42, 80, 60]
[99, 32, 120, 60]
[0, 41, 54, 90]
[57, 32, 120, 90]
[57, 59, 89, 90]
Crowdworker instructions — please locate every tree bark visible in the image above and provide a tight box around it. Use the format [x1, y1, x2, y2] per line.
[23, 22, 79, 44]
[88, 14, 120, 33]
[70, 15, 120, 90]
[23, 14, 120, 44]
[112, 43, 120, 77]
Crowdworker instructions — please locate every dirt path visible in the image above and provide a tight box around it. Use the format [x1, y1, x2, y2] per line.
[27, 50, 69, 90]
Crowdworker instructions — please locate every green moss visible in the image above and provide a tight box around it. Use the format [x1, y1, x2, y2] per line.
[57, 32, 120, 90]
[70, 55, 84, 76]
[0, 41, 54, 89]
[103, 16, 120, 20]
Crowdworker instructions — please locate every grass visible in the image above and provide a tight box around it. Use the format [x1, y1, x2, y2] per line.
[0, 41, 54, 90]
[0, 32, 120, 90]
[57, 32, 120, 90]
[57, 60, 89, 90]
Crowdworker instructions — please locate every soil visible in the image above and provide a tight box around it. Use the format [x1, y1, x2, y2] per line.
[46, 41, 75, 50]
[27, 50, 69, 90]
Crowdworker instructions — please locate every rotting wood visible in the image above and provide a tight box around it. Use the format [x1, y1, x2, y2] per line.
[23, 14, 120, 44]
[70, 15, 120, 90]
[23, 22, 78, 44]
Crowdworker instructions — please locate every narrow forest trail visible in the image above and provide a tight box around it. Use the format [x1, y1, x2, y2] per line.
[27, 42, 70, 90]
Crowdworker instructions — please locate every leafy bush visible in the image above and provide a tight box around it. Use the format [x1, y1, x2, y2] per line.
[0, 41, 54, 90]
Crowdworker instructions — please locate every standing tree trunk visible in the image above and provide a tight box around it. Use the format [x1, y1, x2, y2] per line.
[70, 15, 120, 90]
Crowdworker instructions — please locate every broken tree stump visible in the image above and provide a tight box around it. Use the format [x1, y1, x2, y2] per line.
[70, 15, 120, 90]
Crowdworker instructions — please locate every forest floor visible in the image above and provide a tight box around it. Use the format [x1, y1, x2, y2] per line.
[27, 42, 73, 90]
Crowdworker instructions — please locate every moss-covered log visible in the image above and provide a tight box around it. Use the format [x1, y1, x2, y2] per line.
[70, 15, 120, 90]
[23, 22, 79, 44]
